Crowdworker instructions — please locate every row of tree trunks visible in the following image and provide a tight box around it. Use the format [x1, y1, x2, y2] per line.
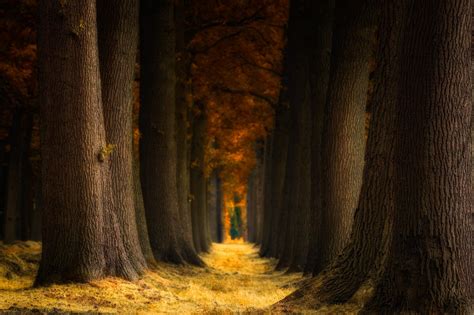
[256, 0, 314, 272]
[275, 0, 472, 313]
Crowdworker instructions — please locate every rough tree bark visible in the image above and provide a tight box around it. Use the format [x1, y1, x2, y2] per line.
[97, 0, 147, 275]
[37, 0, 138, 284]
[304, 0, 335, 275]
[175, 0, 204, 266]
[132, 152, 156, 267]
[365, 0, 472, 313]
[275, 0, 310, 270]
[317, 0, 375, 271]
[140, 0, 193, 264]
[281, 1, 397, 307]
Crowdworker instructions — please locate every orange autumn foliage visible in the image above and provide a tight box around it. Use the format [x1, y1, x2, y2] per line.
[187, 0, 289, 195]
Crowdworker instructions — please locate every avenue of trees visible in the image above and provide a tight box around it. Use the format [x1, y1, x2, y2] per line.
[0, 0, 472, 313]
[247, 0, 473, 313]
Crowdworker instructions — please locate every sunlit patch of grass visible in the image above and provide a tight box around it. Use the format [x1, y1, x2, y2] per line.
[0, 242, 301, 313]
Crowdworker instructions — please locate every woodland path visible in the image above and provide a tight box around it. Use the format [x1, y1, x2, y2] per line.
[0, 242, 302, 313]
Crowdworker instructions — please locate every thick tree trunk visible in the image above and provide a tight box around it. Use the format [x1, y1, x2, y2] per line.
[317, 0, 375, 271]
[37, 0, 138, 284]
[281, 1, 396, 305]
[132, 152, 156, 267]
[254, 141, 265, 245]
[304, 0, 335, 275]
[175, 0, 204, 266]
[286, 0, 314, 272]
[4, 109, 31, 243]
[267, 83, 290, 259]
[365, 1, 472, 313]
[308, 0, 397, 303]
[190, 104, 210, 252]
[259, 136, 273, 254]
[97, 0, 146, 275]
[275, 103, 299, 269]
[275, 0, 312, 270]
[140, 0, 192, 264]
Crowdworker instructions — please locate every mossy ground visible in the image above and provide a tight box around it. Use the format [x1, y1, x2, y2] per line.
[0, 242, 370, 314]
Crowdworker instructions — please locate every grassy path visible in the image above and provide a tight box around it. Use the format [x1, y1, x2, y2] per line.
[0, 242, 302, 313]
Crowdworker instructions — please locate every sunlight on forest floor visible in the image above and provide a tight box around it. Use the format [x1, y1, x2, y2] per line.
[0, 242, 304, 313]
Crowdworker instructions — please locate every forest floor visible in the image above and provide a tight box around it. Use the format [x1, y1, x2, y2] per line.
[0, 242, 369, 314]
[0, 241, 302, 313]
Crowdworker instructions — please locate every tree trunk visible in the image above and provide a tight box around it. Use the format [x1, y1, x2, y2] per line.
[4, 109, 31, 243]
[304, 0, 335, 275]
[317, 0, 375, 271]
[20, 158, 34, 241]
[208, 170, 218, 242]
[282, 1, 396, 305]
[215, 172, 223, 243]
[267, 78, 290, 259]
[190, 104, 210, 252]
[259, 135, 273, 254]
[275, 105, 299, 269]
[132, 151, 155, 267]
[286, 0, 314, 272]
[275, 0, 310, 270]
[254, 140, 265, 245]
[140, 0, 191, 264]
[365, 1, 472, 312]
[97, 0, 147, 275]
[37, 0, 138, 284]
[175, 0, 204, 266]
[246, 171, 256, 242]
[307, 0, 397, 303]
